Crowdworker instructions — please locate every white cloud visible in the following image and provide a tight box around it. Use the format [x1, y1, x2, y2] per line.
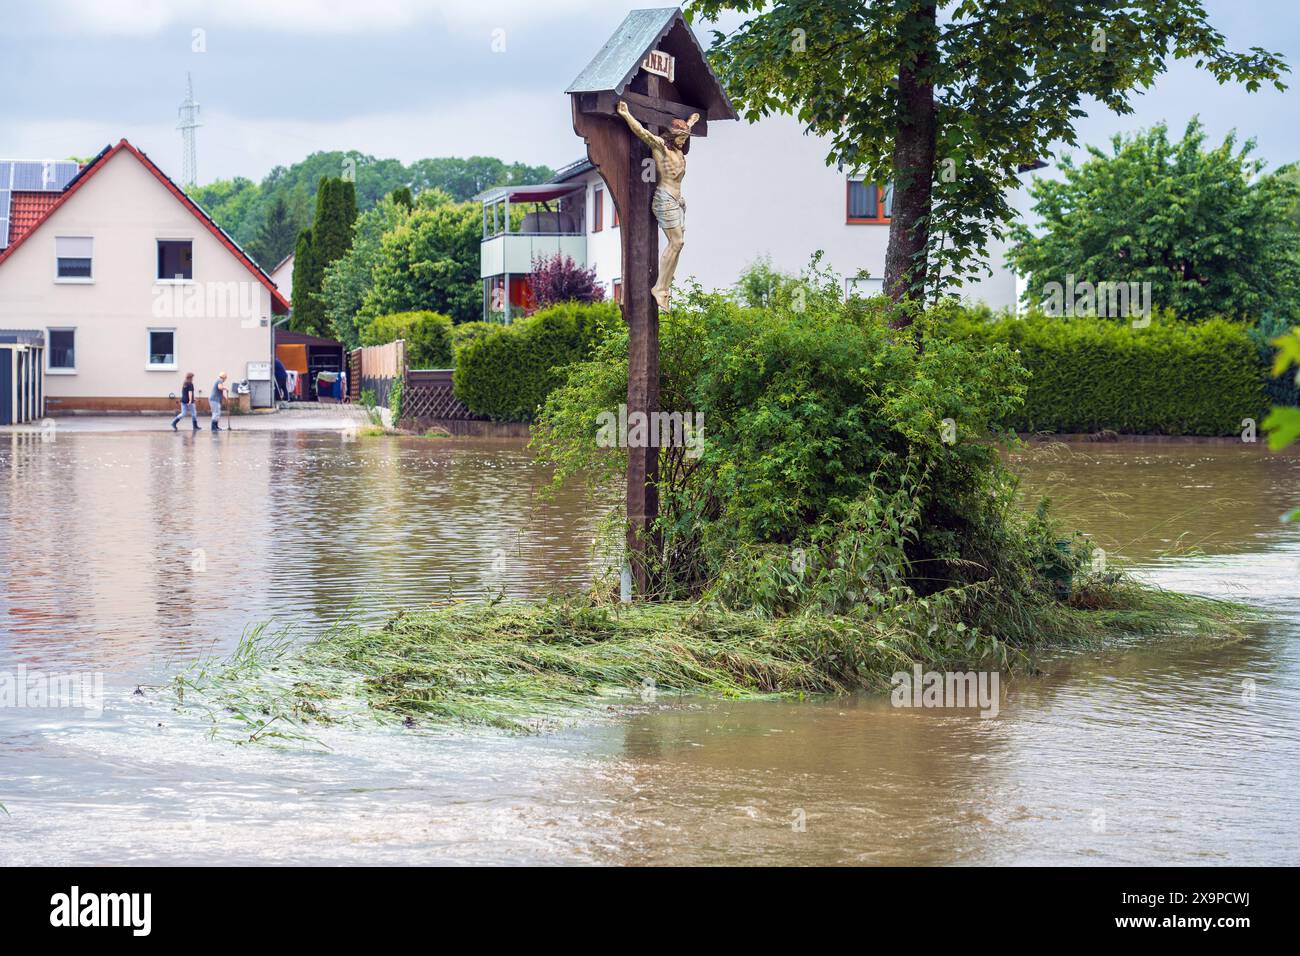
[41, 0, 612, 36]
[0, 89, 583, 183]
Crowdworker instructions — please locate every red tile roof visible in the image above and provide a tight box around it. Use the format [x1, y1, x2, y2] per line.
[7, 191, 62, 246]
[0, 139, 289, 314]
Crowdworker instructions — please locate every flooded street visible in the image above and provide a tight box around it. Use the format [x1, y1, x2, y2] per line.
[2, 428, 1298, 865]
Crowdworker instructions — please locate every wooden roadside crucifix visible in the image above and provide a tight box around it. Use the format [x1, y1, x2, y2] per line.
[567, 7, 736, 597]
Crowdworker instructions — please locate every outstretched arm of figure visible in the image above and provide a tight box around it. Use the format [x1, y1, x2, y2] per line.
[616, 101, 663, 150]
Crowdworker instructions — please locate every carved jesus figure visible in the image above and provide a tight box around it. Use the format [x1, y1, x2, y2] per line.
[616, 100, 699, 310]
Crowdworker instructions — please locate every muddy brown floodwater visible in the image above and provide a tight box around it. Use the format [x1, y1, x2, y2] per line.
[1, 429, 1298, 864]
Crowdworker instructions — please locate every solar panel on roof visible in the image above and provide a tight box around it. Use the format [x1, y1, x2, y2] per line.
[9, 160, 77, 191]
[0, 159, 80, 249]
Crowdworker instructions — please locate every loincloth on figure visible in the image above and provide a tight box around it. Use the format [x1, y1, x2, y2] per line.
[652, 187, 685, 230]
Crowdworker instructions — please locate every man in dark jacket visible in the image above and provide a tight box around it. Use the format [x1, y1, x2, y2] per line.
[171, 373, 199, 430]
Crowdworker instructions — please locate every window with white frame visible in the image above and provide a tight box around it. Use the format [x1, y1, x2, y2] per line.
[47, 328, 76, 372]
[55, 236, 93, 279]
[147, 328, 176, 369]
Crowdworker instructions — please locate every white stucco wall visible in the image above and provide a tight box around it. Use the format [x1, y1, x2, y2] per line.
[583, 177, 624, 292]
[269, 254, 293, 302]
[568, 113, 1027, 311]
[0, 147, 274, 401]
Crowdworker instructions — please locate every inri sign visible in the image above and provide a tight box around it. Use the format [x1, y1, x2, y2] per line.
[641, 50, 675, 82]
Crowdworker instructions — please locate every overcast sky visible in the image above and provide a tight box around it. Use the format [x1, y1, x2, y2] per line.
[2, 0, 1297, 185]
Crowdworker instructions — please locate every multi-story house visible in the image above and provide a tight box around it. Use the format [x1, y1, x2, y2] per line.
[479, 111, 1036, 320]
[0, 139, 289, 413]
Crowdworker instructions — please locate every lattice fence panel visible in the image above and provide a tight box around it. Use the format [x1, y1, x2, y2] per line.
[402, 383, 485, 422]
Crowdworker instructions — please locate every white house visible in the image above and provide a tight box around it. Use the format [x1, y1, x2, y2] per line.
[269, 252, 294, 304]
[479, 5, 1035, 321]
[0, 139, 289, 413]
[479, 110, 1036, 319]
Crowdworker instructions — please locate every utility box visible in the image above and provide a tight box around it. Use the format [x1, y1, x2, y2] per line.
[246, 361, 272, 408]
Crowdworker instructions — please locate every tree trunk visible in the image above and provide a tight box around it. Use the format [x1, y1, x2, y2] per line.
[883, 2, 939, 327]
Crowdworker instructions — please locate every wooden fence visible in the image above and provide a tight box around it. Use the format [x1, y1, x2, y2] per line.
[354, 340, 405, 410]
[402, 370, 479, 421]
[350, 342, 496, 431]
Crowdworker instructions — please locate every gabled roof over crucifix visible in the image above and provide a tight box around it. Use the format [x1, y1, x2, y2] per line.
[566, 7, 737, 122]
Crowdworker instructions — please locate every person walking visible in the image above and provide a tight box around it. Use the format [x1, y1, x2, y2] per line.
[274, 356, 289, 403]
[171, 372, 199, 430]
[210, 372, 228, 431]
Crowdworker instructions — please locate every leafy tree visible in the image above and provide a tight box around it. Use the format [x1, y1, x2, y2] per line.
[1263, 326, 1300, 521]
[246, 195, 301, 271]
[733, 255, 806, 309]
[408, 157, 556, 202]
[689, 0, 1288, 322]
[360, 311, 455, 368]
[262, 151, 408, 215]
[390, 186, 414, 211]
[189, 176, 261, 244]
[1277, 165, 1300, 229]
[1009, 119, 1300, 321]
[360, 191, 483, 324]
[321, 197, 412, 349]
[530, 253, 606, 308]
[192, 152, 552, 247]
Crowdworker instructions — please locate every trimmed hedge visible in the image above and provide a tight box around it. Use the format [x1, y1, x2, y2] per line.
[454, 302, 618, 421]
[361, 311, 453, 368]
[945, 313, 1266, 436]
[449, 321, 498, 355]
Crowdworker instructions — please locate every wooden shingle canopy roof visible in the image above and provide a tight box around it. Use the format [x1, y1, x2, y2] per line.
[566, 7, 737, 122]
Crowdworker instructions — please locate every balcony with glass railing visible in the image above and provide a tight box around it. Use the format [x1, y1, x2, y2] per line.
[478, 181, 588, 321]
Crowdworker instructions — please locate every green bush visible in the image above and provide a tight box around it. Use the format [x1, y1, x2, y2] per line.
[449, 321, 498, 355]
[388, 374, 404, 421]
[1250, 313, 1300, 411]
[530, 276, 1114, 641]
[944, 312, 1265, 435]
[454, 302, 619, 421]
[361, 310, 453, 368]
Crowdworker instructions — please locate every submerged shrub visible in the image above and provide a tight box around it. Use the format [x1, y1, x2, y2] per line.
[530, 269, 1091, 641]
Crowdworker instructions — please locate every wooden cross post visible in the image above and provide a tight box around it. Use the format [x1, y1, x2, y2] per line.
[623, 131, 662, 595]
[571, 100, 664, 595]
[567, 8, 737, 597]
